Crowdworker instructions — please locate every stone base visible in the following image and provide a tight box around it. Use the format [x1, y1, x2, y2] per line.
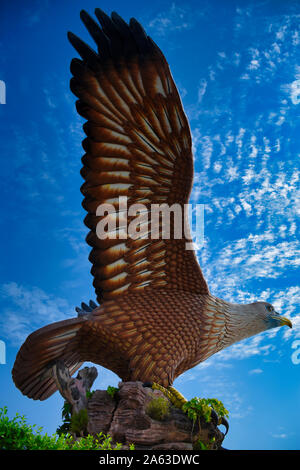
[86, 381, 226, 450]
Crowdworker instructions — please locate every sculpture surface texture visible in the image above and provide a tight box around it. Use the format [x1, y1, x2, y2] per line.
[12, 9, 292, 401]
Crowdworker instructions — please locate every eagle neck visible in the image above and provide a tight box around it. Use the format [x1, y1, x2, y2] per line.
[206, 295, 266, 349]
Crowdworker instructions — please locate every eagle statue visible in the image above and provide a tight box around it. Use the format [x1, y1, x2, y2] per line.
[12, 9, 292, 401]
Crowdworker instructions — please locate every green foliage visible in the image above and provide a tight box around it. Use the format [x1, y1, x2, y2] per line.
[0, 407, 132, 450]
[0, 406, 72, 450]
[182, 397, 228, 450]
[86, 390, 95, 399]
[71, 432, 124, 450]
[57, 391, 95, 436]
[205, 398, 229, 420]
[56, 401, 72, 436]
[193, 439, 209, 450]
[106, 385, 119, 399]
[182, 397, 229, 424]
[146, 396, 170, 421]
[70, 409, 88, 436]
[183, 397, 211, 423]
[193, 436, 216, 451]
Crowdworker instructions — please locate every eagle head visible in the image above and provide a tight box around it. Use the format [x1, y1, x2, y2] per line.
[259, 302, 293, 330]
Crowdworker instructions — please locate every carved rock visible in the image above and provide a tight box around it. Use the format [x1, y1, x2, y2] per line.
[85, 381, 226, 450]
[52, 361, 98, 415]
[87, 390, 116, 435]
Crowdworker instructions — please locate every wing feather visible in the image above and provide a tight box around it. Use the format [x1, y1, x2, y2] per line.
[69, 10, 209, 302]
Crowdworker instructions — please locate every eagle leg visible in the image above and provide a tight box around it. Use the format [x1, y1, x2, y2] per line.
[143, 381, 188, 409]
[144, 382, 229, 435]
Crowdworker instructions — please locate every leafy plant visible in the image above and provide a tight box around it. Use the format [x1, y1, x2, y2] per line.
[0, 407, 132, 450]
[193, 438, 209, 450]
[205, 398, 229, 420]
[70, 409, 89, 436]
[56, 401, 72, 436]
[182, 397, 229, 424]
[106, 385, 119, 399]
[182, 398, 228, 451]
[0, 406, 71, 450]
[146, 396, 170, 421]
[71, 432, 124, 450]
[193, 436, 216, 451]
[57, 390, 95, 436]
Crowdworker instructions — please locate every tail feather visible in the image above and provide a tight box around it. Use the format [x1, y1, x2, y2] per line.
[12, 317, 85, 400]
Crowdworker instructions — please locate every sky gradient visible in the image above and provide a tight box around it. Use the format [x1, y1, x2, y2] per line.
[0, 0, 299, 450]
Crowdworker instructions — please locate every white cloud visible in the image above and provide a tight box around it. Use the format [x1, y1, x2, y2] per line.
[213, 161, 222, 173]
[194, 134, 213, 169]
[249, 368, 263, 375]
[226, 164, 239, 182]
[292, 31, 299, 46]
[0, 282, 73, 346]
[25, 0, 49, 27]
[43, 88, 57, 108]
[289, 79, 300, 104]
[248, 59, 260, 70]
[216, 335, 276, 362]
[203, 233, 299, 291]
[147, 3, 194, 36]
[197, 79, 207, 103]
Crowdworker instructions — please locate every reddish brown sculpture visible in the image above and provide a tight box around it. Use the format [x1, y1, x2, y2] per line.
[12, 9, 292, 401]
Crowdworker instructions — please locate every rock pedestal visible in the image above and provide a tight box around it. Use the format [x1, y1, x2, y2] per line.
[86, 381, 226, 450]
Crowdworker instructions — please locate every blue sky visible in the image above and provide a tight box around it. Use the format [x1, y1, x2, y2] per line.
[0, 0, 299, 450]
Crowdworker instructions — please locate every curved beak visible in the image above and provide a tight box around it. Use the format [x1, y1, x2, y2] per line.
[271, 313, 292, 328]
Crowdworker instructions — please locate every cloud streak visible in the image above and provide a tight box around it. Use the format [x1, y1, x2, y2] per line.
[0, 282, 73, 346]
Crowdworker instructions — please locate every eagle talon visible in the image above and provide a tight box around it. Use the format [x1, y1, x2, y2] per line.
[218, 416, 229, 435]
[150, 382, 188, 409]
[211, 410, 229, 434]
[149, 384, 229, 436]
[142, 381, 153, 388]
[210, 408, 219, 427]
[75, 299, 98, 317]
[89, 300, 98, 309]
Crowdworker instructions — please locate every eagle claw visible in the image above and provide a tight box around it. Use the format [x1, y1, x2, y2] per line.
[142, 381, 153, 388]
[219, 416, 229, 436]
[210, 409, 229, 435]
[75, 299, 98, 317]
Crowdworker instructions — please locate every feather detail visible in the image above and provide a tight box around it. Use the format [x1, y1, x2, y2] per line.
[12, 318, 85, 400]
[68, 10, 209, 302]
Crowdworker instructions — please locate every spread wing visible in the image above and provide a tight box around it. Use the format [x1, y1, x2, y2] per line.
[69, 9, 209, 302]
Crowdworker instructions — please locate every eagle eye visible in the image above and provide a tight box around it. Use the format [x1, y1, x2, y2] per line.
[266, 305, 274, 312]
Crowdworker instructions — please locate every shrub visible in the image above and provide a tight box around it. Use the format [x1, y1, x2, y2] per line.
[182, 397, 229, 424]
[146, 396, 170, 421]
[106, 385, 119, 398]
[0, 406, 131, 450]
[56, 401, 72, 436]
[193, 438, 209, 450]
[70, 409, 88, 436]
